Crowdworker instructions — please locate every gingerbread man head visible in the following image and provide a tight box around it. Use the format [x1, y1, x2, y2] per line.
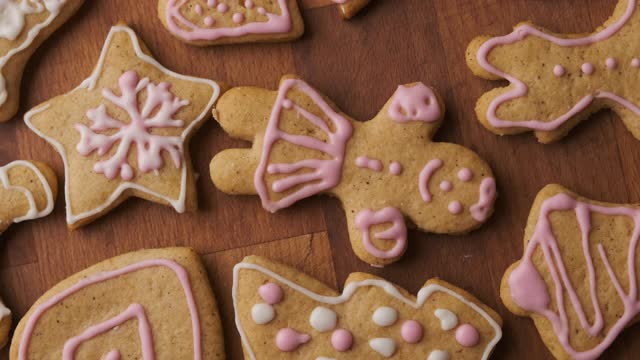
[210, 76, 497, 266]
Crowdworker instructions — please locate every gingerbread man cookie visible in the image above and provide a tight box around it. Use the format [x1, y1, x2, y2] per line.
[503, 184, 640, 359]
[159, 0, 304, 46]
[467, 0, 640, 143]
[234, 256, 503, 359]
[331, 0, 370, 19]
[11, 247, 225, 359]
[210, 76, 497, 267]
[25, 24, 222, 229]
[0, 0, 84, 123]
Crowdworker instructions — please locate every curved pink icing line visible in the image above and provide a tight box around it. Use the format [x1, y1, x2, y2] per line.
[476, 0, 637, 131]
[470, 177, 497, 222]
[165, 0, 292, 41]
[508, 193, 640, 359]
[355, 207, 407, 260]
[63, 304, 154, 360]
[255, 79, 353, 213]
[18, 259, 202, 360]
[418, 159, 443, 203]
[388, 83, 441, 123]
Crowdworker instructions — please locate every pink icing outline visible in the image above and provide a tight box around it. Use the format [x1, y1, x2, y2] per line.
[18, 259, 202, 360]
[165, 0, 293, 41]
[418, 159, 443, 203]
[355, 207, 407, 260]
[255, 79, 353, 213]
[508, 192, 640, 359]
[476, 0, 639, 131]
[388, 83, 441, 124]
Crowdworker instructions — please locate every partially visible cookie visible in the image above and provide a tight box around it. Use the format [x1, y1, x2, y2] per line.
[502, 184, 640, 359]
[332, 0, 370, 19]
[25, 24, 222, 229]
[11, 247, 225, 359]
[158, 0, 304, 46]
[0, 0, 85, 123]
[234, 256, 503, 359]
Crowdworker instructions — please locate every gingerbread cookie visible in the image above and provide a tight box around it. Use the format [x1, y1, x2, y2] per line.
[502, 184, 640, 359]
[11, 247, 224, 359]
[466, 0, 640, 143]
[0, 0, 84, 123]
[234, 256, 503, 359]
[24, 24, 222, 229]
[159, 0, 304, 46]
[330, 0, 370, 19]
[210, 76, 497, 267]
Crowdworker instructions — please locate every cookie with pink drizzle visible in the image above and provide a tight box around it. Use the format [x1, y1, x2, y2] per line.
[159, 0, 304, 46]
[10, 247, 224, 360]
[210, 75, 497, 267]
[467, 0, 640, 143]
[233, 256, 502, 360]
[502, 184, 640, 359]
[24, 24, 222, 229]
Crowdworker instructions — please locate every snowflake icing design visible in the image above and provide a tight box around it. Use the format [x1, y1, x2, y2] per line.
[75, 71, 190, 181]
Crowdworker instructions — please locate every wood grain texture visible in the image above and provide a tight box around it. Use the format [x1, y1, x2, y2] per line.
[0, 0, 637, 359]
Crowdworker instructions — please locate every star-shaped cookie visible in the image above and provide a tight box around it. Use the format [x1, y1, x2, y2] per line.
[25, 24, 221, 229]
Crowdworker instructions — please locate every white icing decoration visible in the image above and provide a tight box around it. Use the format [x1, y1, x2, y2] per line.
[0, 160, 55, 223]
[24, 25, 221, 226]
[427, 349, 450, 360]
[0, 299, 11, 319]
[434, 308, 458, 331]
[372, 306, 398, 327]
[369, 338, 396, 358]
[232, 263, 502, 360]
[0, 0, 66, 106]
[309, 306, 337, 332]
[251, 303, 275, 325]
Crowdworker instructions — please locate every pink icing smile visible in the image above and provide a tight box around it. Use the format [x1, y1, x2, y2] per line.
[388, 83, 441, 123]
[165, 0, 293, 41]
[470, 177, 497, 222]
[475, 0, 639, 131]
[419, 159, 443, 203]
[355, 207, 407, 260]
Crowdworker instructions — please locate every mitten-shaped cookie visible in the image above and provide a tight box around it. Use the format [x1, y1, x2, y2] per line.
[159, 0, 304, 46]
[210, 76, 497, 267]
[503, 185, 640, 359]
[234, 256, 502, 359]
[0, 0, 84, 123]
[25, 24, 222, 229]
[11, 247, 224, 359]
[467, 0, 640, 143]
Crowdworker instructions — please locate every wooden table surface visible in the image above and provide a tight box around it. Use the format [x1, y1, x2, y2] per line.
[1, 0, 638, 359]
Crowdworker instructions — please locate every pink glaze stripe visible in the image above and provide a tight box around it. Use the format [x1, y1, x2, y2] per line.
[388, 83, 441, 123]
[255, 79, 353, 213]
[355, 207, 407, 259]
[476, 0, 638, 131]
[419, 159, 443, 203]
[508, 192, 640, 359]
[18, 259, 202, 360]
[165, 0, 293, 41]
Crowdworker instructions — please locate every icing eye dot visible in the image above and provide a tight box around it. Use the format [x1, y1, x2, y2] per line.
[309, 306, 337, 333]
[331, 329, 353, 352]
[455, 324, 480, 347]
[203, 16, 215, 27]
[400, 320, 423, 343]
[232, 13, 245, 24]
[194, 4, 203, 15]
[276, 328, 311, 352]
[428, 350, 450, 360]
[207, 0, 217, 7]
[389, 161, 403, 175]
[581, 63, 595, 75]
[251, 303, 275, 325]
[244, 0, 254, 8]
[633, 58, 640, 68]
[457, 168, 473, 182]
[259, 282, 284, 305]
[217, 3, 229, 13]
[448, 201, 463, 215]
[372, 306, 398, 327]
[439, 180, 453, 192]
[553, 65, 565, 77]
[606, 57, 618, 70]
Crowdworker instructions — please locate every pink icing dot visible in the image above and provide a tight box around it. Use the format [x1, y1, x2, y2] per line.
[389, 161, 403, 175]
[457, 168, 473, 182]
[455, 324, 480, 347]
[401, 320, 423, 343]
[207, 0, 217, 7]
[331, 329, 353, 352]
[233, 12, 245, 24]
[245, 0, 254, 8]
[448, 201, 463, 215]
[217, 3, 229, 13]
[606, 57, 618, 70]
[257, 7, 266, 14]
[194, 4, 203, 15]
[259, 283, 284, 305]
[203, 16, 215, 27]
[440, 180, 453, 192]
[553, 65, 565, 77]
[581, 63, 595, 75]
[276, 328, 310, 352]
[632, 58, 640, 68]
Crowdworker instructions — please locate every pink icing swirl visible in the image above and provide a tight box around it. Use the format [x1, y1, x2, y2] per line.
[355, 207, 407, 260]
[388, 83, 441, 123]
